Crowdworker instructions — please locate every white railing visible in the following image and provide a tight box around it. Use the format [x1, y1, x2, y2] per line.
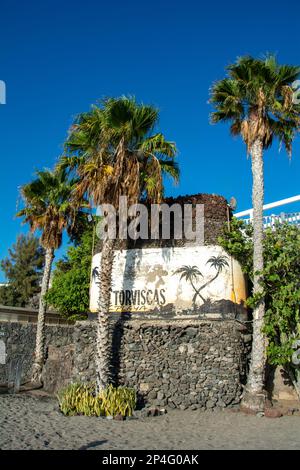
[235, 195, 300, 229]
[240, 212, 300, 228]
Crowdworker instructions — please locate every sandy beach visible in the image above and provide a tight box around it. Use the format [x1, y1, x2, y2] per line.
[0, 393, 300, 450]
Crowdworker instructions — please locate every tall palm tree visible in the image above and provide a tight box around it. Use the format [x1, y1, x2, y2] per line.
[61, 96, 179, 391]
[210, 55, 300, 411]
[17, 168, 86, 385]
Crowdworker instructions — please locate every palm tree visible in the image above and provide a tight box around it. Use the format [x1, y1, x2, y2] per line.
[193, 255, 229, 300]
[175, 257, 229, 305]
[206, 255, 229, 274]
[173, 265, 204, 304]
[210, 55, 300, 411]
[61, 96, 179, 392]
[17, 168, 86, 385]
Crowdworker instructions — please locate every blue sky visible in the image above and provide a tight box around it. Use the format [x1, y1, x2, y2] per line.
[1, 0, 300, 281]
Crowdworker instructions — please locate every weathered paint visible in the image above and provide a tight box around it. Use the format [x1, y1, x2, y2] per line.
[0, 340, 6, 365]
[90, 245, 247, 316]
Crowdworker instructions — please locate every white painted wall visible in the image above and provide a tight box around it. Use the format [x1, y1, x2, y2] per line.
[90, 245, 247, 315]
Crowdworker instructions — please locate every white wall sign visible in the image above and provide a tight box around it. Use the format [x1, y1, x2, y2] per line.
[90, 245, 247, 316]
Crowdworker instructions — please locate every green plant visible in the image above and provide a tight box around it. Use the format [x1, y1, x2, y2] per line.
[100, 384, 136, 417]
[0, 234, 45, 307]
[57, 383, 100, 416]
[45, 224, 94, 319]
[57, 383, 136, 417]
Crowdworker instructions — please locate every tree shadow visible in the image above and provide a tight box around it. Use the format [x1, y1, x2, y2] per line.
[265, 363, 276, 401]
[110, 247, 137, 387]
[265, 364, 295, 402]
[111, 312, 131, 387]
[110, 247, 148, 409]
[78, 440, 108, 450]
[198, 298, 248, 321]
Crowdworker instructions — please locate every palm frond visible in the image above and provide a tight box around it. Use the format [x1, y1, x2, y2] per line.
[18, 168, 88, 250]
[62, 96, 179, 208]
[210, 55, 300, 156]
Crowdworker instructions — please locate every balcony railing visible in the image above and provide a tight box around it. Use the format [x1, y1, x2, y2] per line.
[240, 211, 300, 228]
[235, 195, 300, 229]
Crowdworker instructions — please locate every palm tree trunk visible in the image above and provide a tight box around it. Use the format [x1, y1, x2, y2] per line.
[190, 279, 206, 304]
[196, 271, 220, 302]
[31, 247, 54, 386]
[96, 237, 115, 393]
[241, 137, 266, 412]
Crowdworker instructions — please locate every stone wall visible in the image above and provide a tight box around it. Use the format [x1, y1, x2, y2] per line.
[0, 322, 74, 391]
[0, 317, 251, 410]
[73, 318, 250, 410]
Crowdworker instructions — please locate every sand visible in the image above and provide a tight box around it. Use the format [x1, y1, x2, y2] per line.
[0, 393, 300, 450]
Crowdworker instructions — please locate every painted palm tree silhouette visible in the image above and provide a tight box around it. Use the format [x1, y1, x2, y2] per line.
[173, 265, 205, 304]
[174, 255, 229, 306]
[196, 255, 229, 299]
[207, 255, 229, 273]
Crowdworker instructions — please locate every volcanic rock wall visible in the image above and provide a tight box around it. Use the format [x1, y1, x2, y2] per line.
[73, 318, 250, 410]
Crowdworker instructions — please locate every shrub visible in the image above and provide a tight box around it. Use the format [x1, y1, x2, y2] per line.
[57, 383, 101, 416]
[57, 383, 136, 418]
[45, 227, 93, 319]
